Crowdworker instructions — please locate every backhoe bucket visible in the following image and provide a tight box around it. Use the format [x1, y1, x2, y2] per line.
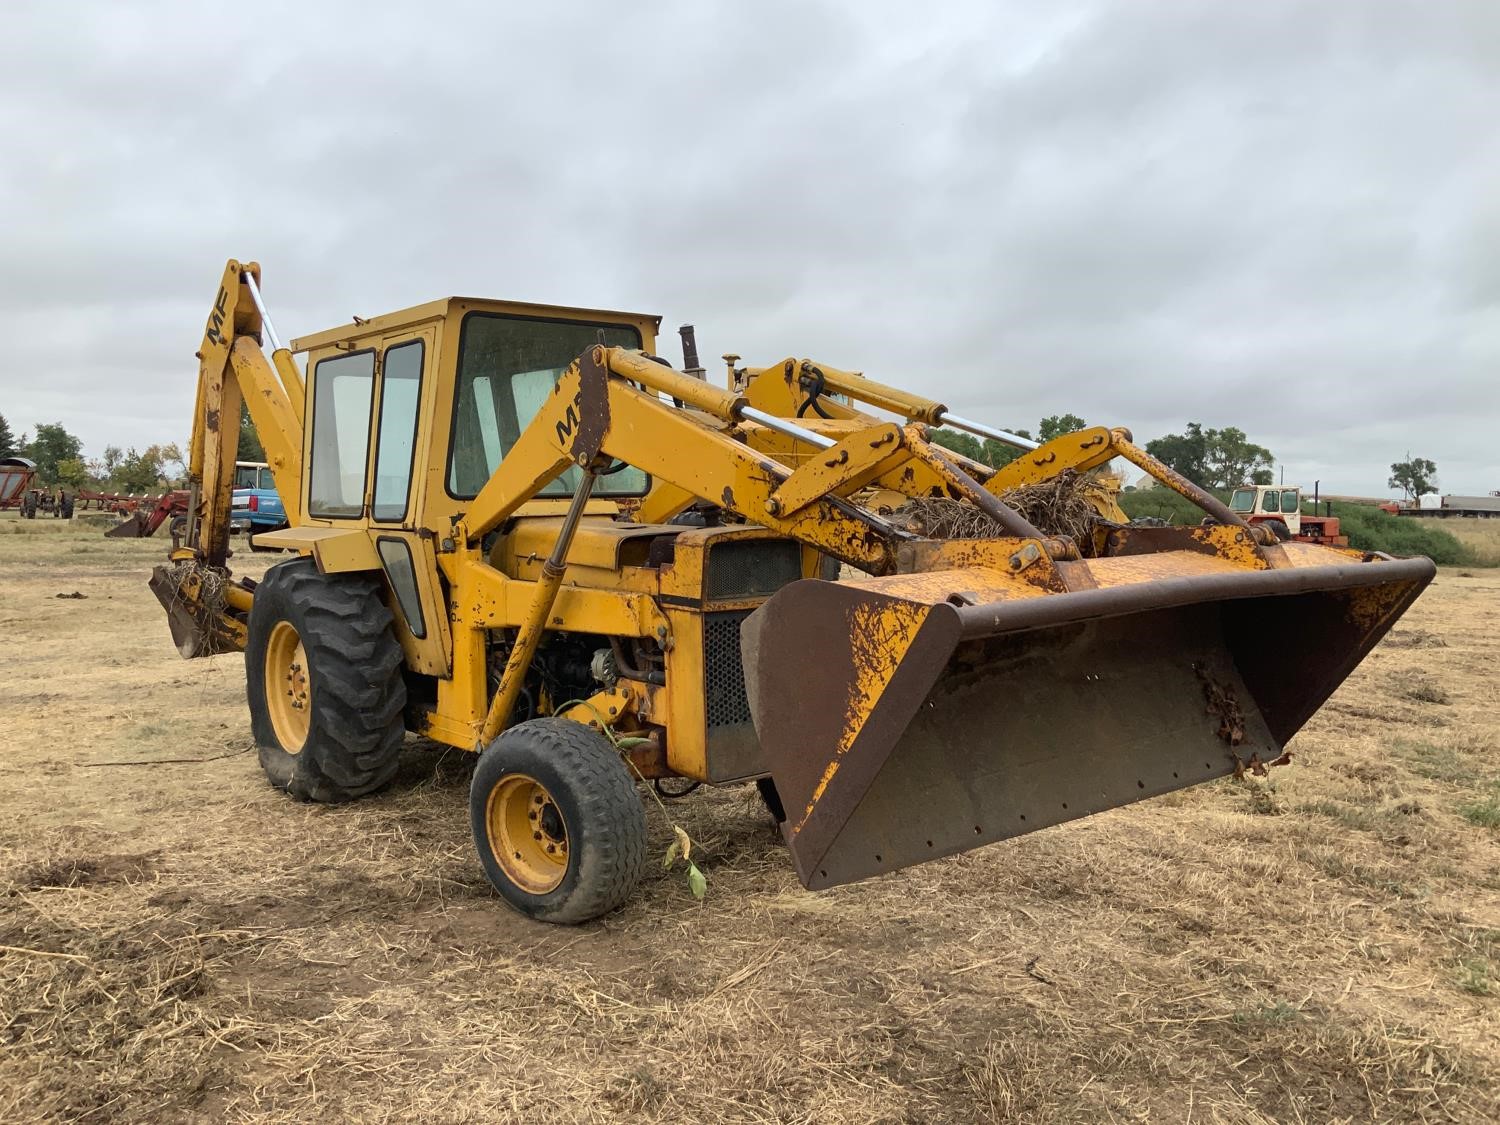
[105, 511, 149, 538]
[741, 554, 1434, 891]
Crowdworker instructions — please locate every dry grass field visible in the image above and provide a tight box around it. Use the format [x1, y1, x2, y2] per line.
[0, 516, 1496, 1123]
[1439, 518, 1500, 568]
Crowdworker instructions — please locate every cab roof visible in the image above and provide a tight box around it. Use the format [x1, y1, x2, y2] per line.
[290, 296, 662, 354]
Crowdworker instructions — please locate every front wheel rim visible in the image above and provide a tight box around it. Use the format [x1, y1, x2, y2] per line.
[486, 774, 569, 894]
[265, 620, 311, 753]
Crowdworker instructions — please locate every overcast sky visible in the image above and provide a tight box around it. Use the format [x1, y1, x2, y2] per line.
[1, 1, 1494, 496]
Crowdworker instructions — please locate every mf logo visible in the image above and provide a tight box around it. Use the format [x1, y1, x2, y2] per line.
[554, 389, 585, 445]
[204, 287, 229, 346]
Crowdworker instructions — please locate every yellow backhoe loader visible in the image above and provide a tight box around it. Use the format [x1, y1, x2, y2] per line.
[150, 260, 1433, 923]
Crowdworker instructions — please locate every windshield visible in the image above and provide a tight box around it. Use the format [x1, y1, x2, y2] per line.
[234, 463, 266, 489]
[448, 313, 648, 498]
[1229, 489, 1256, 513]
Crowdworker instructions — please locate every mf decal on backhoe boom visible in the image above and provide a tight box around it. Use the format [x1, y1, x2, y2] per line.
[150, 260, 1434, 923]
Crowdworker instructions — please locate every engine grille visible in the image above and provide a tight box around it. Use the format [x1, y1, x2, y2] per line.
[704, 539, 802, 601]
[703, 611, 753, 729]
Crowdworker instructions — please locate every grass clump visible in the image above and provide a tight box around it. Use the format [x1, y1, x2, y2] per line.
[1459, 794, 1500, 830]
[1457, 958, 1494, 996]
[1233, 1000, 1302, 1026]
[1391, 738, 1482, 785]
[1403, 679, 1451, 705]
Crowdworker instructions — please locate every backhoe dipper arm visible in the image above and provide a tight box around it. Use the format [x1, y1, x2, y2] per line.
[186, 260, 305, 566]
[150, 261, 308, 659]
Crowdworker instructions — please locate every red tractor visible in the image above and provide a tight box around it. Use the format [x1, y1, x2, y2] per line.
[1228, 484, 1348, 546]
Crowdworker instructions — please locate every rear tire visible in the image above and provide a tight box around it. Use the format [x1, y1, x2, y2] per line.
[470, 718, 647, 924]
[246, 558, 406, 802]
[1262, 519, 1292, 542]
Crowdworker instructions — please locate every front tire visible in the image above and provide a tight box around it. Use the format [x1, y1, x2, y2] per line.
[246, 558, 406, 802]
[470, 719, 647, 924]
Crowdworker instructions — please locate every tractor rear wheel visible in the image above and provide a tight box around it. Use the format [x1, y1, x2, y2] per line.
[246, 558, 406, 802]
[470, 718, 647, 924]
[1262, 519, 1292, 542]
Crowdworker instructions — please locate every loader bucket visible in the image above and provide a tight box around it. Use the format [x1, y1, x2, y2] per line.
[105, 511, 149, 538]
[741, 553, 1434, 891]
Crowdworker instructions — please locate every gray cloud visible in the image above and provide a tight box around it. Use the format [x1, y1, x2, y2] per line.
[1, 0, 1494, 495]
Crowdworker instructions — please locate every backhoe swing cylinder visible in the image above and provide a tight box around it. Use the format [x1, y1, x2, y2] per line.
[478, 469, 599, 747]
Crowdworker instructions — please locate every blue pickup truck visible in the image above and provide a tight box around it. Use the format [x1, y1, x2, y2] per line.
[230, 461, 287, 536]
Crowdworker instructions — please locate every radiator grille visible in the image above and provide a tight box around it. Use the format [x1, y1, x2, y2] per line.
[704, 539, 802, 601]
[703, 611, 753, 729]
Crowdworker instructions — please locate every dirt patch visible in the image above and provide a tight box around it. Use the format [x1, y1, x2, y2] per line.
[0, 519, 1497, 1122]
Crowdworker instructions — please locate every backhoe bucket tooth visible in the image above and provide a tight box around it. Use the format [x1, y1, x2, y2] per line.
[106, 512, 149, 538]
[741, 556, 1434, 891]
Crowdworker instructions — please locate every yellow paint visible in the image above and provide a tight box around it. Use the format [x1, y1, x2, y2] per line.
[791, 598, 930, 835]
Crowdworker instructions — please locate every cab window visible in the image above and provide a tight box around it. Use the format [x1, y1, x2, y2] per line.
[372, 341, 424, 522]
[1282, 490, 1298, 514]
[309, 351, 375, 518]
[1229, 489, 1255, 513]
[448, 313, 650, 499]
[1260, 490, 1279, 514]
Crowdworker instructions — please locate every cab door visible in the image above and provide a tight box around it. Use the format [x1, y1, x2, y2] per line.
[366, 330, 452, 676]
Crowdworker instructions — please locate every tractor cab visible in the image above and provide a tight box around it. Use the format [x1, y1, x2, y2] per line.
[1229, 484, 1300, 537]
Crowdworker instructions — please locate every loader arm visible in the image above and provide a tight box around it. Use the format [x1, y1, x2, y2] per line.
[717, 358, 1150, 526]
[461, 346, 1063, 575]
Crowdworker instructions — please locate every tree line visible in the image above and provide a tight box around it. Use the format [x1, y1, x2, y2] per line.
[0, 414, 186, 495]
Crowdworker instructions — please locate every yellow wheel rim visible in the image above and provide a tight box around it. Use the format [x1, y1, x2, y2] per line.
[486, 774, 569, 894]
[265, 620, 311, 753]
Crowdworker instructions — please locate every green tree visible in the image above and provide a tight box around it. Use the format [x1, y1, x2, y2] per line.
[930, 427, 1035, 470]
[1146, 423, 1209, 485]
[22, 422, 84, 485]
[55, 457, 90, 490]
[929, 428, 985, 462]
[1388, 457, 1437, 502]
[1038, 413, 1087, 442]
[238, 402, 264, 461]
[154, 442, 186, 482]
[115, 447, 165, 493]
[1204, 426, 1274, 489]
[0, 414, 15, 459]
[1146, 423, 1273, 490]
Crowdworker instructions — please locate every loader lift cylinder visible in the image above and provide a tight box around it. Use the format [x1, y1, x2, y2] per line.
[479, 469, 599, 746]
[739, 406, 838, 449]
[938, 412, 1040, 452]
